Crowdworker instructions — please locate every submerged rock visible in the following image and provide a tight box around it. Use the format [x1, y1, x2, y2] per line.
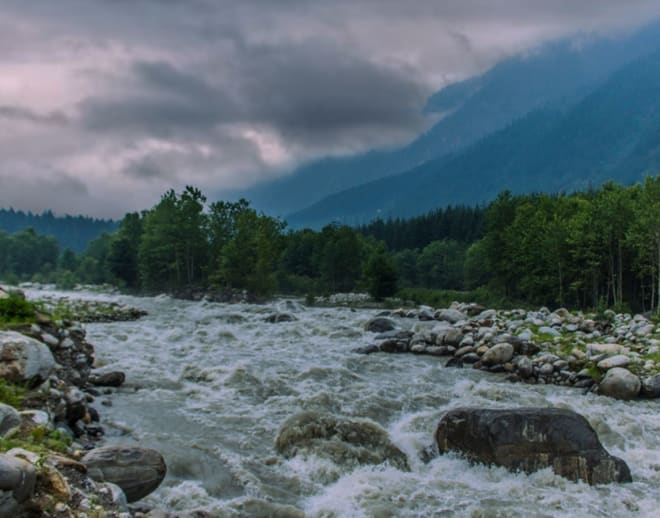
[435, 407, 631, 484]
[82, 446, 167, 503]
[263, 313, 298, 323]
[275, 411, 408, 471]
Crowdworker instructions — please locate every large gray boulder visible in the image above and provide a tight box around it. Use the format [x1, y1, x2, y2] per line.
[597, 368, 641, 400]
[82, 446, 167, 503]
[0, 331, 55, 385]
[435, 407, 631, 484]
[0, 454, 36, 515]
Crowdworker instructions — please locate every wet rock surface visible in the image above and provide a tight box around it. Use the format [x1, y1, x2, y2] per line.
[275, 411, 409, 472]
[435, 407, 632, 484]
[83, 446, 167, 503]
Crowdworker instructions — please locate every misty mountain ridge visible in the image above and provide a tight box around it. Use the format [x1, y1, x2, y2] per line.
[287, 47, 660, 227]
[229, 20, 660, 219]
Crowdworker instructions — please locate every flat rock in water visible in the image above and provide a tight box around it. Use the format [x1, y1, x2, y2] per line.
[435, 407, 631, 484]
[82, 446, 166, 502]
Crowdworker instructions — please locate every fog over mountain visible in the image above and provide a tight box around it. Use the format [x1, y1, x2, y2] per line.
[2, 1, 660, 217]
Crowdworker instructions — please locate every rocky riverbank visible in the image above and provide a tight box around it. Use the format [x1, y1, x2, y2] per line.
[0, 288, 166, 517]
[358, 302, 660, 400]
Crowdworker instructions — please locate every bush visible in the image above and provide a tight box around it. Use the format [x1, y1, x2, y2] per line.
[0, 379, 25, 408]
[0, 294, 36, 323]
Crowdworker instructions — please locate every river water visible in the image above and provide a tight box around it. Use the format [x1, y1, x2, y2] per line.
[42, 291, 660, 517]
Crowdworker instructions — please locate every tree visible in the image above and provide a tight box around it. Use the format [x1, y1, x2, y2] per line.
[107, 212, 143, 288]
[364, 251, 398, 300]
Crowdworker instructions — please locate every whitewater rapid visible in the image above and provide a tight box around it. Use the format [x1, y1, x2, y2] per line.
[44, 291, 660, 516]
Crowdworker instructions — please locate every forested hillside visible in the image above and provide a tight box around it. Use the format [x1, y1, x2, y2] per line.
[231, 22, 660, 217]
[0, 208, 117, 252]
[288, 49, 660, 227]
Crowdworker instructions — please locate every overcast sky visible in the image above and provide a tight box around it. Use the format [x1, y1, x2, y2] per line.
[2, 0, 660, 217]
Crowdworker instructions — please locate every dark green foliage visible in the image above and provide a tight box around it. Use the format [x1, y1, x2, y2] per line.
[364, 252, 398, 301]
[0, 208, 116, 253]
[0, 379, 25, 408]
[0, 294, 36, 324]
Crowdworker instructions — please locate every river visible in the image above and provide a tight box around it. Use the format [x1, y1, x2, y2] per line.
[44, 290, 660, 517]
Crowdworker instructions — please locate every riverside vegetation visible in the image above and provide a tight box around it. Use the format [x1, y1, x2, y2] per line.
[1, 177, 660, 315]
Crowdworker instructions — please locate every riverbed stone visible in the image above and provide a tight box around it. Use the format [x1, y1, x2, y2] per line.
[0, 454, 37, 513]
[0, 331, 56, 386]
[640, 374, 660, 398]
[586, 343, 629, 357]
[0, 404, 21, 437]
[364, 317, 397, 333]
[597, 368, 641, 400]
[275, 411, 408, 472]
[481, 343, 514, 366]
[89, 371, 126, 387]
[82, 446, 167, 502]
[435, 407, 631, 484]
[596, 355, 630, 370]
[434, 309, 466, 324]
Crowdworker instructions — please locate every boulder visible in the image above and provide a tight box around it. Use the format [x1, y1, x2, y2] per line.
[516, 357, 534, 379]
[364, 317, 397, 333]
[0, 404, 21, 437]
[0, 454, 36, 515]
[82, 446, 166, 503]
[275, 411, 408, 471]
[596, 355, 630, 370]
[641, 374, 660, 398]
[0, 331, 56, 385]
[434, 309, 467, 324]
[586, 343, 629, 357]
[597, 368, 641, 400]
[435, 407, 631, 484]
[481, 343, 514, 366]
[89, 371, 126, 387]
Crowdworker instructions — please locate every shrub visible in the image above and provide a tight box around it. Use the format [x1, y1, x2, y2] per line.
[0, 294, 36, 323]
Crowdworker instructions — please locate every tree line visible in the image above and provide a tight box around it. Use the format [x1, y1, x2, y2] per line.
[0, 208, 117, 253]
[1, 178, 659, 313]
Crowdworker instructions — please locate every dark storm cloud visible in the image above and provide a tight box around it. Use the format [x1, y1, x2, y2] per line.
[3, 0, 660, 216]
[79, 40, 426, 145]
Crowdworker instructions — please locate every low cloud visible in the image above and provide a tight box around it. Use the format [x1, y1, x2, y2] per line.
[2, 0, 660, 216]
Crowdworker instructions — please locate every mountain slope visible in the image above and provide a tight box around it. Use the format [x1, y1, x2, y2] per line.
[288, 50, 660, 227]
[228, 21, 660, 216]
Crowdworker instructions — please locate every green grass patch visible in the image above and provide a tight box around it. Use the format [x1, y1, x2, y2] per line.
[0, 426, 72, 455]
[0, 380, 26, 408]
[0, 294, 36, 325]
[396, 287, 522, 309]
